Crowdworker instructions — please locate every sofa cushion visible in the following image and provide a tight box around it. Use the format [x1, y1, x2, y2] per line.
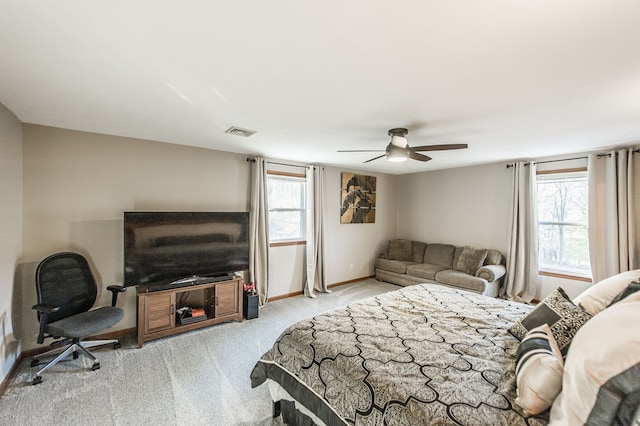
[388, 239, 413, 261]
[455, 246, 488, 275]
[406, 263, 449, 281]
[411, 241, 427, 263]
[435, 269, 487, 293]
[374, 258, 417, 275]
[423, 244, 456, 268]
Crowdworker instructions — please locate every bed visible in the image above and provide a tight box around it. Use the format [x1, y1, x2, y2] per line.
[250, 283, 549, 425]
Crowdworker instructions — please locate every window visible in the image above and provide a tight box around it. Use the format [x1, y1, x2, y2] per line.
[537, 169, 590, 277]
[267, 172, 306, 243]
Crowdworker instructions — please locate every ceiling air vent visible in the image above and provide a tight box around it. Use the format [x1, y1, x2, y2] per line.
[225, 126, 256, 137]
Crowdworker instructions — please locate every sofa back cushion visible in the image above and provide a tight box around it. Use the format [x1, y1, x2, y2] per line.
[388, 239, 413, 261]
[423, 244, 456, 268]
[411, 241, 427, 263]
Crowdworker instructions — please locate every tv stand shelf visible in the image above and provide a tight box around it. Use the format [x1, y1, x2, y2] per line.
[136, 277, 243, 348]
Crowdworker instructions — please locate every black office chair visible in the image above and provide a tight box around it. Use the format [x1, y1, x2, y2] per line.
[31, 252, 126, 385]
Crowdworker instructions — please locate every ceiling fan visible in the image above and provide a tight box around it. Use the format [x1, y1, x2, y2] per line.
[338, 128, 468, 163]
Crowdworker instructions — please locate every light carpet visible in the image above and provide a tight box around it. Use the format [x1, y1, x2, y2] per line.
[0, 279, 399, 425]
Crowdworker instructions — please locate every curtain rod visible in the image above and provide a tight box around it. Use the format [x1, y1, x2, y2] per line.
[505, 149, 639, 169]
[245, 157, 307, 169]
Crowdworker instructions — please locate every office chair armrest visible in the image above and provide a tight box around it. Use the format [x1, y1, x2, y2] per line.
[107, 285, 127, 306]
[32, 304, 60, 344]
[32, 303, 60, 314]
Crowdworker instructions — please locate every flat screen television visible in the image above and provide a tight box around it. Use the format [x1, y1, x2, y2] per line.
[123, 211, 250, 288]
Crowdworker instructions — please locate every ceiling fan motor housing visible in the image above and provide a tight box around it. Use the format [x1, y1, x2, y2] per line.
[386, 143, 409, 161]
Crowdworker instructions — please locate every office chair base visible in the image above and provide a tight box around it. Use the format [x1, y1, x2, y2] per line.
[31, 339, 119, 385]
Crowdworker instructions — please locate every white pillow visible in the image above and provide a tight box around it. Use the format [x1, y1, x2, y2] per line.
[515, 324, 564, 416]
[573, 269, 640, 315]
[549, 291, 640, 425]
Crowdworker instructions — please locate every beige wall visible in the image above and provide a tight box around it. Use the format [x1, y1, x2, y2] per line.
[0, 103, 23, 382]
[397, 162, 511, 251]
[18, 125, 399, 351]
[9, 120, 595, 361]
[397, 160, 593, 300]
[265, 165, 398, 298]
[19, 125, 251, 350]
[323, 167, 398, 283]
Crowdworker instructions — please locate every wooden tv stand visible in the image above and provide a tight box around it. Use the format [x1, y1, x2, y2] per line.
[136, 277, 243, 348]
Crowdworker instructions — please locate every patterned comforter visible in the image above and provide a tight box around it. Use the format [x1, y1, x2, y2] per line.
[250, 284, 549, 425]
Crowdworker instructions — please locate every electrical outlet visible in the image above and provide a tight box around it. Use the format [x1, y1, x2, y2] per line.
[349, 263, 353, 270]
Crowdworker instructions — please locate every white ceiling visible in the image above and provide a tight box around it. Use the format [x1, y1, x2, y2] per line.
[1, 1, 640, 174]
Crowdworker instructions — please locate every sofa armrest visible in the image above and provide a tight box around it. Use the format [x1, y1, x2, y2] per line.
[475, 264, 506, 282]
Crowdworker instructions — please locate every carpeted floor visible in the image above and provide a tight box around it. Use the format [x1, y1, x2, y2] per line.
[0, 279, 399, 425]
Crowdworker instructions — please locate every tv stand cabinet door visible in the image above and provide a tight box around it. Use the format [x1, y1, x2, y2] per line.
[144, 292, 176, 334]
[214, 281, 240, 318]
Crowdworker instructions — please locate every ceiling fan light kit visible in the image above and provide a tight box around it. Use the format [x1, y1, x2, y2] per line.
[338, 127, 468, 164]
[386, 144, 409, 162]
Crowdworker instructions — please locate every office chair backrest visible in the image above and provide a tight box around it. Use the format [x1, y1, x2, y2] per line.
[35, 252, 98, 323]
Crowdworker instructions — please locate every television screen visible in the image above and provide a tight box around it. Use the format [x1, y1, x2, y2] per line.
[123, 211, 250, 287]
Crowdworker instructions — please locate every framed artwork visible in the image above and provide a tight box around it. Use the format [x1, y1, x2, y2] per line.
[340, 172, 376, 224]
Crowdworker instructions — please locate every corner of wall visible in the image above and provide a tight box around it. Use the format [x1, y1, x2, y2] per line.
[0, 102, 23, 384]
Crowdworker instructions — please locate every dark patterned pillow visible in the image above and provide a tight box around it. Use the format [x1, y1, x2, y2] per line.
[508, 287, 592, 355]
[455, 246, 488, 275]
[388, 239, 412, 261]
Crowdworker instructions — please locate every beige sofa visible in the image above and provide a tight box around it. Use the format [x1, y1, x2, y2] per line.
[375, 239, 506, 297]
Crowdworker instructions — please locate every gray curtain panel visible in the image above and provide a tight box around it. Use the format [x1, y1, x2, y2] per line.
[250, 157, 270, 306]
[588, 148, 640, 283]
[304, 165, 328, 297]
[504, 161, 539, 303]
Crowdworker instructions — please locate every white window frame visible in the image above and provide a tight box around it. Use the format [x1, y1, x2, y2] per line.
[267, 171, 307, 246]
[536, 167, 590, 281]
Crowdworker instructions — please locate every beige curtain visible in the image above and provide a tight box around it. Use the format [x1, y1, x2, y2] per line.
[588, 148, 640, 283]
[503, 162, 539, 302]
[304, 165, 329, 297]
[249, 157, 270, 305]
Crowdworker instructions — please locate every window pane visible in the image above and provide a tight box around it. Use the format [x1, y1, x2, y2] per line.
[537, 172, 587, 224]
[268, 210, 303, 240]
[267, 174, 306, 241]
[538, 224, 590, 272]
[537, 170, 590, 274]
[268, 178, 304, 209]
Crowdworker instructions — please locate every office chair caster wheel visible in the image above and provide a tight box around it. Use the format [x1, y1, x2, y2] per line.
[92, 362, 101, 371]
[30, 359, 41, 367]
[32, 376, 43, 385]
[114, 342, 121, 349]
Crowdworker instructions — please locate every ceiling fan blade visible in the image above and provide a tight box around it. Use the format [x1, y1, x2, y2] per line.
[337, 149, 385, 152]
[409, 152, 432, 162]
[363, 154, 387, 163]
[411, 143, 468, 152]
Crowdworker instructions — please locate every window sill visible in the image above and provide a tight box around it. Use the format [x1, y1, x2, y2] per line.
[539, 270, 592, 283]
[270, 240, 306, 248]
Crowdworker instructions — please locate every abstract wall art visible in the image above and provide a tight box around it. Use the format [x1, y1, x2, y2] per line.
[340, 172, 376, 224]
